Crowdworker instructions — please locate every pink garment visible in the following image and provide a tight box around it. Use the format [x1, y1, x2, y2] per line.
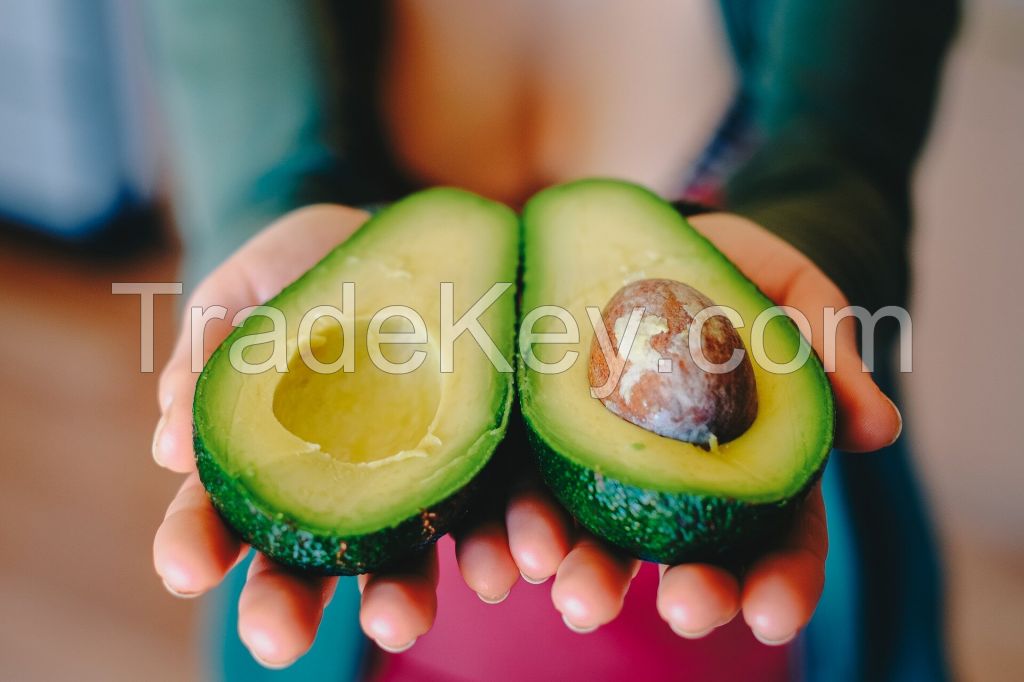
[372, 536, 791, 681]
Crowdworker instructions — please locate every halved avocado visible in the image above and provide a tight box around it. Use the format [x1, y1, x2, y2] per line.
[194, 188, 519, 574]
[519, 180, 834, 564]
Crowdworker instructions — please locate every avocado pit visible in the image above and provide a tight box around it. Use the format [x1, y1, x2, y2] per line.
[588, 278, 757, 446]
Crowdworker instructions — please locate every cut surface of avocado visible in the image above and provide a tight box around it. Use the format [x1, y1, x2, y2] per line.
[519, 180, 834, 563]
[194, 188, 518, 574]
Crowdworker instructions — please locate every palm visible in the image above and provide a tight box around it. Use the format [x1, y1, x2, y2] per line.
[152, 207, 900, 666]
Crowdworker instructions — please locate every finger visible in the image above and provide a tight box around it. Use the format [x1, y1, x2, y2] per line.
[153, 473, 247, 596]
[153, 336, 203, 473]
[359, 546, 440, 652]
[657, 564, 740, 638]
[455, 520, 520, 603]
[551, 535, 639, 632]
[741, 484, 828, 645]
[506, 484, 574, 584]
[153, 276, 249, 472]
[783, 262, 902, 452]
[238, 553, 339, 668]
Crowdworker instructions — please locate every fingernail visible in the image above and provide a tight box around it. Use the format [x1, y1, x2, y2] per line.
[669, 623, 714, 639]
[562, 614, 598, 634]
[152, 414, 167, 466]
[250, 652, 294, 670]
[376, 638, 416, 654]
[520, 570, 548, 585]
[753, 630, 796, 647]
[884, 394, 903, 446]
[478, 589, 510, 605]
[245, 630, 296, 669]
[162, 577, 199, 599]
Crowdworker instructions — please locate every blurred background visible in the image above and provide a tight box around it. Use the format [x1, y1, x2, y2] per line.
[0, 0, 1021, 679]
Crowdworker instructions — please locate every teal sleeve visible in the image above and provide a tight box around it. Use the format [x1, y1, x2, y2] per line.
[141, 0, 349, 283]
[721, 0, 959, 310]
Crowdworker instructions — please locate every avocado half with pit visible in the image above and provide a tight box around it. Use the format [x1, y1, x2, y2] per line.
[519, 180, 834, 565]
[194, 189, 518, 574]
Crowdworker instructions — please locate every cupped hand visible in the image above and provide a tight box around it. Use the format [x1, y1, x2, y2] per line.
[494, 212, 903, 644]
[153, 205, 484, 666]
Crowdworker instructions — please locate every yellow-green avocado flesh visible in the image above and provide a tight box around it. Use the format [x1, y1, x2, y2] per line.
[519, 180, 834, 564]
[194, 189, 518, 574]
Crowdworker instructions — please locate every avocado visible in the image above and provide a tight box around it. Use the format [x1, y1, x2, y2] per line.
[194, 188, 519, 574]
[518, 180, 834, 565]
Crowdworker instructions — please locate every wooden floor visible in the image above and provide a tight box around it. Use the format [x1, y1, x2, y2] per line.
[0, 231, 199, 681]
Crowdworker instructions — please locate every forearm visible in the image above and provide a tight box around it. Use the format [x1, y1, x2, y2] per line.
[725, 126, 909, 312]
[142, 0, 348, 283]
[720, 0, 959, 310]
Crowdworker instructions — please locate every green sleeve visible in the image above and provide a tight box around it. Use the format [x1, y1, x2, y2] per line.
[142, 0, 350, 283]
[721, 0, 959, 310]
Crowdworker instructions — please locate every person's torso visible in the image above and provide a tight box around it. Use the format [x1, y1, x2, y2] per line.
[367, 5, 786, 680]
[379, 0, 738, 206]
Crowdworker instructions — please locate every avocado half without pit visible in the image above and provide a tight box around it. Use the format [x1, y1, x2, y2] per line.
[519, 180, 834, 565]
[193, 189, 519, 574]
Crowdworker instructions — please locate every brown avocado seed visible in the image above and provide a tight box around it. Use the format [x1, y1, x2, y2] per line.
[588, 278, 757, 447]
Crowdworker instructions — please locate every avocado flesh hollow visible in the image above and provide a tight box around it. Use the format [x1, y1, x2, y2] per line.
[519, 180, 834, 564]
[194, 188, 519, 574]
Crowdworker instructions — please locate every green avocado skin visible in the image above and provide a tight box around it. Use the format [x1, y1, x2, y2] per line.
[195, 430, 480, 576]
[526, 421, 825, 566]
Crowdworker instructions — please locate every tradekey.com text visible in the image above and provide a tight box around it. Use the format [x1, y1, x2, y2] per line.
[113, 281, 912, 391]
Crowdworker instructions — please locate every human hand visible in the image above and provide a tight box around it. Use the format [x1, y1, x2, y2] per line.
[149, 205, 517, 666]
[463, 212, 904, 645]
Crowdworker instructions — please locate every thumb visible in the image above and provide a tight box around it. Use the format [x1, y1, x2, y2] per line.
[785, 268, 902, 452]
[827, 332, 902, 452]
